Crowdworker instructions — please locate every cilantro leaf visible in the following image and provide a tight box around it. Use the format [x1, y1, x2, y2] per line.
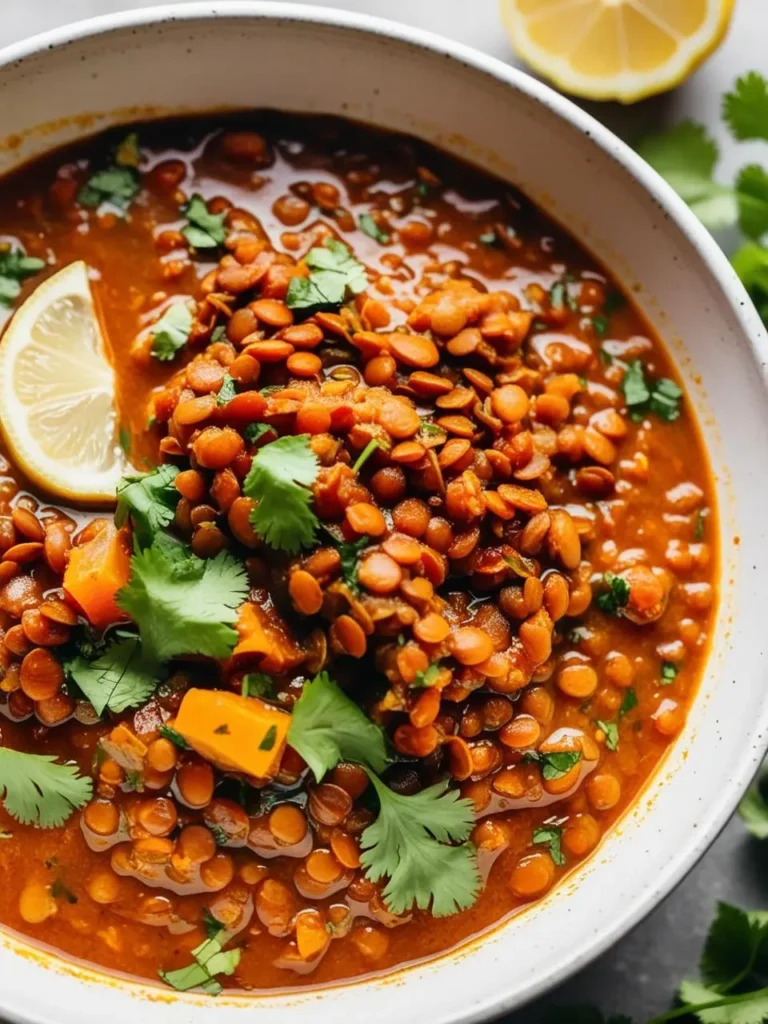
[160, 933, 241, 995]
[678, 978, 768, 1024]
[0, 247, 46, 307]
[360, 772, 480, 917]
[412, 661, 442, 688]
[592, 314, 609, 338]
[241, 673, 276, 699]
[324, 531, 369, 594]
[78, 135, 141, 213]
[724, 72, 768, 143]
[358, 213, 390, 244]
[637, 122, 737, 231]
[732, 243, 768, 323]
[596, 572, 631, 615]
[151, 301, 193, 362]
[700, 903, 768, 990]
[244, 422, 273, 445]
[662, 661, 679, 685]
[649, 376, 683, 422]
[0, 749, 92, 828]
[286, 238, 367, 315]
[523, 750, 582, 781]
[478, 230, 499, 246]
[533, 825, 565, 867]
[181, 194, 227, 250]
[740, 773, 768, 840]
[217, 373, 237, 406]
[158, 725, 190, 749]
[64, 635, 161, 715]
[115, 464, 180, 547]
[619, 688, 638, 718]
[352, 439, 381, 475]
[597, 719, 619, 752]
[243, 434, 319, 554]
[736, 165, 768, 241]
[117, 540, 249, 664]
[621, 359, 651, 408]
[287, 671, 388, 781]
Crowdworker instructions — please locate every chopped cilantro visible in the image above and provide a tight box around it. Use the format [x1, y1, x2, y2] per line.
[622, 358, 683, 422]
[597, 719, 619, 752]
[202, 907, 223, 938]
[259, 725, 278, 751]
[358, 213, 390, 244]
[621, 359, 651, 408]
[64, 635, 161, 715]
[216, 373, 237, 406]
[619, 688, 638, 718]
[115, 463, 180, 547]
[412, 662, 442, 688]
[532, 824, 565, 867]
[159, 933, 241, 995]
[181, 193, 227, 250]
[352, 439, 380, 475]
[0, 749, 92, 828]
[478, 230, 499, 246]
[419, 420, 444, 438]
[596, 572, 631, 615]
[242, 673, 276, 699]
[330, 534, 369, 595]
[591, 313, 609, 338]
[0, 246, 46, 307]
[117, 540, 249, 664]
[79, 165, 139, 213]
[213, 724, 230, 736]
[523, 750, 582, 781]
[158, 725, 190, 749]
[599, 347, 613, 366]
[360, 772, 480, 917]
[661, 661, 679, 685]
[150, 301, 193, 362]
[244, 422, 273, 444]
[243, 434, 320, 554]
[51, 879, 78, 904]
[287, 671, 389, 782]
[285, 238, 367, 315]
[118, 426, 131, 455]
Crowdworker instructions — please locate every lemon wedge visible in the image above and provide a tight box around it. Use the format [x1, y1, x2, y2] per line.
[0, 260, 124, 504]
[499, 0, 734, 103]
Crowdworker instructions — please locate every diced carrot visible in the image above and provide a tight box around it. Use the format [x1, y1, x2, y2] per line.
[174, 688, 290, 780]
[233, 601, 304, 674]
[62, 523, 132, 629]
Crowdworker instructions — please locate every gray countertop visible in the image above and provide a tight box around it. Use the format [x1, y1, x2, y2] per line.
[0, 0, 765, 1019]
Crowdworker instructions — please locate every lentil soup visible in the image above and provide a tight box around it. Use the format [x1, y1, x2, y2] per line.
[0, 113, 716, 992]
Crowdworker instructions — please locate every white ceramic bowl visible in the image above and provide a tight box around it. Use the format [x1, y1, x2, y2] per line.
[0, 4, 767, 1022]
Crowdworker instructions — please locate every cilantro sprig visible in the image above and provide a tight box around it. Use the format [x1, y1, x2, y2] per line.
[596, 572, 631, 615]
[523, 750, 582, 781]
[286, 238, 367, 315]
[243, 434, 320, 554]
[117, 540, 249, 664]
[160, 931, 241, 995]
[637, 71, 768, 328]
[621, 360, 682, 422]
[532, 824, 565, 867]
[0, 749, 92, 828]
[0, 246, 46, 308]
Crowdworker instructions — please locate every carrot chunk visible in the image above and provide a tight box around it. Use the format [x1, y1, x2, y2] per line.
[62, 523, 131, 629]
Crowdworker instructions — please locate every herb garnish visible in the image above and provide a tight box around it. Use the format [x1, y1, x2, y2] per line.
[242, 673, 276, 699]
[597, 719, 620, 752]
[0, 750, 92, 828]
[0, 246, 46, 307]
[596, 572, 631, 615]
[216, 373, 237, 406]
[661, 662, 679, 685]
[358, 213, 390, 244]
[78, 132, 141, 213]
[285, 238, 367, 315]
[532, 824, 566, 867]
[150, 301, 193, 362]
[159, 933, 241, 995]
[619, 688, 638, 718]
[181, 194, 227, 250]
[64, 634, 161, 715]
[243, 434, 320, 554]
[115, 464, 180, 548]
[523, 750, 582, 781]
[158, 725, 190, 749]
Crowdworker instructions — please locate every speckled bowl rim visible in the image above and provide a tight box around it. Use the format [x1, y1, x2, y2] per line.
[0, 4, 765, 1022]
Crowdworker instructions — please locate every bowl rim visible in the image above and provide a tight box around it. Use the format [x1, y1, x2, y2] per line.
[0, 3, 767, 1020]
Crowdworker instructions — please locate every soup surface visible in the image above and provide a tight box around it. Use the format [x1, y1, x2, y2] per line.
[0, 114, 716, 992]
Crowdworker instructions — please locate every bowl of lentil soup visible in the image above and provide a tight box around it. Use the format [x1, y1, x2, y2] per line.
[0, 4, 766, 1024]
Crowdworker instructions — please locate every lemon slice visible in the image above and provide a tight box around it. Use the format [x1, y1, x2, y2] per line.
[0, 260, 124, 504]
[499, 0, 734, 103]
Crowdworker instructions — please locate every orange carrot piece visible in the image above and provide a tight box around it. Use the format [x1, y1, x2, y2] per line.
[63, 523, 131, 629]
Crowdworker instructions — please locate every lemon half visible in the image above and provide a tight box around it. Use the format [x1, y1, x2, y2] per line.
[500, 0, 734, 103]
[0, 260, 124, 504]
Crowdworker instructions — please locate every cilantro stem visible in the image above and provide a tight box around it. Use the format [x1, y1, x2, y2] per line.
[352, 439, 380, 475]
[647, 985, 768, 1023]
